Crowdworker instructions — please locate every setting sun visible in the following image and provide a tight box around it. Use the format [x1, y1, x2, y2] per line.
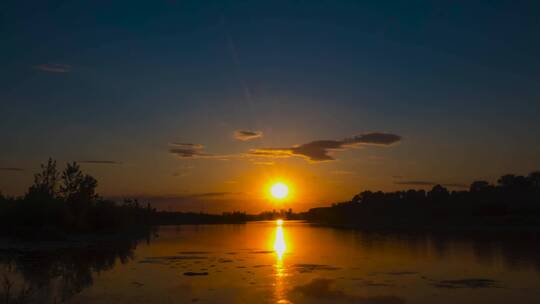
[270, 182, 289, 200]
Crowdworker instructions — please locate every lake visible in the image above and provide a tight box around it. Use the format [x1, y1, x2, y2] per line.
[1, 221, 539, 303]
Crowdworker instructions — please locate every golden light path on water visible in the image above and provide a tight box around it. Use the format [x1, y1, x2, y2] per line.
[272, 219, 291, 304]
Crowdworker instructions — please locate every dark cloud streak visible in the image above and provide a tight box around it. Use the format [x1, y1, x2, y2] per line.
[77, 160, 122, 165]
[183, 192, 243, 198]
[249, 132, 401, 162]
[33, 63, 72, 73]
[168, 142, 211, 158]
[234, 130, 263, 141]
[395, 181, 468, 189]
[0, 167, 24, 172]
[170, 143, 204, 148]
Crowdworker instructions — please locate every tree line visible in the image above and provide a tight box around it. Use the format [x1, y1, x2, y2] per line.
[0, 159, 155, 236]
[306, 172, 540, 230]
[0, 159, 255, 238]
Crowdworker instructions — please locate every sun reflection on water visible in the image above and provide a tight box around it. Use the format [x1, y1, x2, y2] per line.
[274, 221, 286, 261]
[273, 220, 290, 303]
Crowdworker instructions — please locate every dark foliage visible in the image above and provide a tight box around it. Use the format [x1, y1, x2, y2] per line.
[0, 158, 154, 236]
[306, 172, 540, 230]
[250, 208, 301, 221]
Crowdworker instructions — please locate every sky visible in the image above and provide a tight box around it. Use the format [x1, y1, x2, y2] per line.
[1, 0, 539, 213]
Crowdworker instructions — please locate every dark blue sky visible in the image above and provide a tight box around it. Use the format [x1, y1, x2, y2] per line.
[1, 1, 539, 211]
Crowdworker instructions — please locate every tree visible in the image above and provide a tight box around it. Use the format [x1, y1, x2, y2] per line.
[498, 174, 532, 189]
[353, 191, 374, 203]
[428, 185, 449, 201]
[60, 162, 98, 204]
[26, 158, 59, 200]
[470, 180, 490, 193]
[528, 171, 540, 188]
[61, 162, 84, 201]
[78, 175, 98, 203]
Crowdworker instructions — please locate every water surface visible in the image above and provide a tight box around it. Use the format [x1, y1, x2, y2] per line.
[1, 221, 539, 303]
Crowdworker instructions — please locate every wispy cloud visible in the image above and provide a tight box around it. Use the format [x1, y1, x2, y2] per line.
[169, 143, 212, 158]
[33, 63, 72, 73]
[251, 161, 275, 166]
[395, 181, 437, 186]
[170, 143, 204, 149]
[395, 180, 468, 189]
[136, 192, 243, 201]
[183, 192, 243, 198]
[0, 167, 24, 172]
[234, 130, 263, 141]
[169, 143, 239, 160]
[248, 132, 401, 162]
[78, 160, 122, 165]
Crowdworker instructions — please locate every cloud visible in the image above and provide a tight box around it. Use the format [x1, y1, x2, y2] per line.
[183, 192, 243, 198]
[252, 161, 274, 166]
[115, 194, 267, 213]
[78, 160, 122, 165]
[33, 63, 72, 73]
[170, 143, 204, 149]
[348, 133, 402, 145]
[168, 143, 241, 160]
[248, 149, 294, 158]
[169, 143, 212, 158]
[169, 132, 400, 163]
[0, 167, 24, 172]
[127, 191, 245, 204]
[249, 132, 401, 162]
[234, 130, 263, 141]
[395, 181, 468, 189]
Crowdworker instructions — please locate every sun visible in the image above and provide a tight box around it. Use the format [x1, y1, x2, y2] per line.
[270, 182, 289, 200]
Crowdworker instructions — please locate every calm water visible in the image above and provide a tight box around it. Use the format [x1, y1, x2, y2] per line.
[1, 221, 540, 303]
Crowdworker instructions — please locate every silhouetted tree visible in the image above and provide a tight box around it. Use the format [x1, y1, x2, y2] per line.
[61, 162, 84, 200]
[528, 171, 540, 188]
[26, 158, 59, 200]
[498, 174, 517, 188]
[470, 181, 490, 193]
[428, 185, 449, 201]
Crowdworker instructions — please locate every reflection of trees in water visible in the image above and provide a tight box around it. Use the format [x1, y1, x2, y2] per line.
[346, 230, 540, 273]
[0, 229, 154, 303]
